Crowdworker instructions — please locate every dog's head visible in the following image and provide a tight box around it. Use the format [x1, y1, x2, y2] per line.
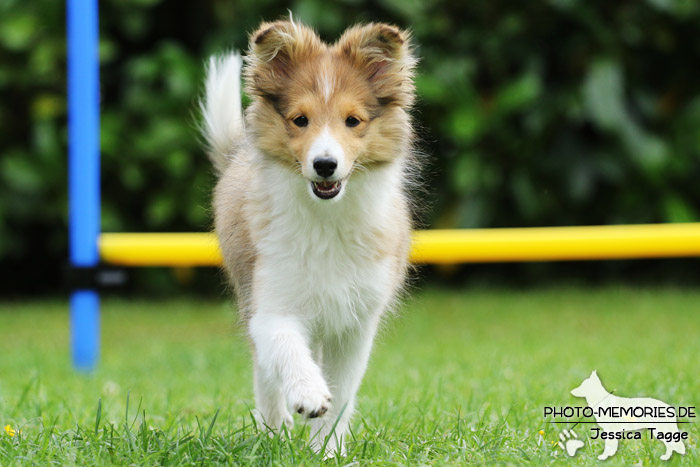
[570, 370, 602, 397]
[244, 18, 416, 201]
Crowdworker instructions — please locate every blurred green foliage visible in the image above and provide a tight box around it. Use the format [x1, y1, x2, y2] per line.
[1, 0, 699, 294]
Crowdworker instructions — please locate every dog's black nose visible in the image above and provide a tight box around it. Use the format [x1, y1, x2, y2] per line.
[313, 158, 337, 178]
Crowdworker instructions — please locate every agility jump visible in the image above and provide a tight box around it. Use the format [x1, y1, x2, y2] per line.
[99, 225, 700, 266]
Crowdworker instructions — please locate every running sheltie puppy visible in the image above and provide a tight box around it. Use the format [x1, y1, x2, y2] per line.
[200, 19, 418, 456]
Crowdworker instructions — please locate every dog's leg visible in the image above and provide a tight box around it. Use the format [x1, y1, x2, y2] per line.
[660, 425, 686, 460]
[252, 360, 293, 432]
[309, 320, 379, 458]
[668, 440, 686, 459]
[598, 437, 618, 460]
[249, 312, 332, 421]
[660, 442, 673, 461]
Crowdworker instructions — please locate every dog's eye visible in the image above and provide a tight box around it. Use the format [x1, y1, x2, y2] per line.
[292, 115, 308, 127]
[345, 116, 360, 128]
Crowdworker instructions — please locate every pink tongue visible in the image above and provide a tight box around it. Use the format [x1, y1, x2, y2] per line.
[318, 182, 334, 190]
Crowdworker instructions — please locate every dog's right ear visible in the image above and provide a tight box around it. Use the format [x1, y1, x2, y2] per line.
[244, 20, 323, 102]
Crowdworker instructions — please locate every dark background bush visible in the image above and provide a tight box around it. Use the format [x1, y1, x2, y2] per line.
[1, 0, 699, 296]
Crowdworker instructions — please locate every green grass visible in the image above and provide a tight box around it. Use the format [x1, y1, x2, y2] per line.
[1, 287, 698, 465]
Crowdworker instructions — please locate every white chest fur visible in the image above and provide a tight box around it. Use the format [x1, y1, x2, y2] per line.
[251, 161, 402, 335]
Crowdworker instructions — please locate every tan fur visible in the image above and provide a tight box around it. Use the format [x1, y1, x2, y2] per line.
[242, 20, 416, 174]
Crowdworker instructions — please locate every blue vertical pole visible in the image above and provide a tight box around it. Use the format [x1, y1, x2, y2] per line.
[68, 0, 100, 370]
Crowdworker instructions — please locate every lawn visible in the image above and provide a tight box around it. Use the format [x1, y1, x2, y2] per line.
[0, 287, 698, 465]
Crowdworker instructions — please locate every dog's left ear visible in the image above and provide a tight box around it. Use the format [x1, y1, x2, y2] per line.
[336, 23, 417, 108]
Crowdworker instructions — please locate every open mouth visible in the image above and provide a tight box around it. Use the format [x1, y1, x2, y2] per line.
[311, 180, 342, 200]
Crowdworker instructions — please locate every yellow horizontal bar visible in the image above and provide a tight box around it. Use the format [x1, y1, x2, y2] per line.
[100, 232, 222, 267]
[99, 223, 700, 266]
[409, 223, 700, 264]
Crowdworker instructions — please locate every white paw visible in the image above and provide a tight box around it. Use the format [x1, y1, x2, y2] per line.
[287, 379, 332, 419]
[598, 454, 609, 461]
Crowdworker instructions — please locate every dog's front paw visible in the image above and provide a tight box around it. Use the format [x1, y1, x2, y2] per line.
[287, 380, 332, 419]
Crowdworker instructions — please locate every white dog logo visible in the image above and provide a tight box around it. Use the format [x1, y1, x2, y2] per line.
[570, 370, 686, 461]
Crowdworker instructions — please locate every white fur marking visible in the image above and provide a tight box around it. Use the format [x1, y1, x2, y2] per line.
[247, 160, 405, 455]
[200, 53, 243, 173]
[306, 127, 346, 179]
[321, 71, 334, 103]
[258, 161, 401, 333]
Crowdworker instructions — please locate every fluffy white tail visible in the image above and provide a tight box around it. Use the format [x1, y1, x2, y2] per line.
[200, 52, 244, 174]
